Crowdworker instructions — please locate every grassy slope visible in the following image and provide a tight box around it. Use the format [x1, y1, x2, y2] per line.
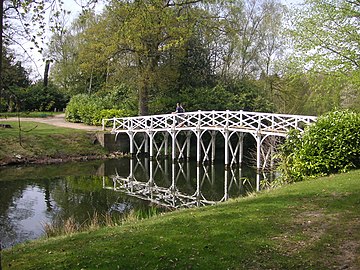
[0, 121, 107, 165]
[2, 170, 360, 270]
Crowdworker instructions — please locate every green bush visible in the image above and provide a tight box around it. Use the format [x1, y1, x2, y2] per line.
[65, 94, 91, 123]
[65, 94, 134, 126]
[93, 109, 132, 126]
[279, 110, 360, 182]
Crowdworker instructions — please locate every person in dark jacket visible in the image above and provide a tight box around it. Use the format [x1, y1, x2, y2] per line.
[175, 103, 185, 113]
[173, 103, 185, 126]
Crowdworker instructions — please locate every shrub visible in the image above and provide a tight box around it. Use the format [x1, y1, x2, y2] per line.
[65, 94, 91, 123]
[279, 110, 360, 182]
[10, 83, 68, 112]
[93, 109, 132, 126]
[65, 94, 135, 125]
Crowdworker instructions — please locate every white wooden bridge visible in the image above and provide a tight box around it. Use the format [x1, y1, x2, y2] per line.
[103, 110, 316, 173]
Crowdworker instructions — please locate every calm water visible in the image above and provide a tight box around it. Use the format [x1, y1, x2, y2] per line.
[0, 158, 260, 248]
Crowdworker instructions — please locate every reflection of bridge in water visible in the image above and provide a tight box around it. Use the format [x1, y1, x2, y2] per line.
[103, 110, 317, 175]
[102, 158, 263, 209]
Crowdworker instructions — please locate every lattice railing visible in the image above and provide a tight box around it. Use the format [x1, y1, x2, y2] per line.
[103, 110, 317, 136]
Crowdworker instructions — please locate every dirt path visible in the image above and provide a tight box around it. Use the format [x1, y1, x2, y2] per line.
[0, 113, 104, 131]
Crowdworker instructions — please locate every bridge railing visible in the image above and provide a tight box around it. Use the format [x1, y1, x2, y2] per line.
[102, 110, 317, 135]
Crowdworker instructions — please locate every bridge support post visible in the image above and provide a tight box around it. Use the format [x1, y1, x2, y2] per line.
[256, 132, 261, 171]
[223, 169, 229, 201]
[270, 137, 275, 170]
[224, 129, 229, 169]
[239, 133, 244, 165]
[211, 131, 217, 164]
[195, 129, 202, 166]
[164, 132, 169, 158]
[127, 131, 135, 158]
[129, 158, 134, 181]
[148, 131, 154, 160]
[171, 130, 176, 162]
[186, 131, 191, 161]
[144, 133, 149, 157]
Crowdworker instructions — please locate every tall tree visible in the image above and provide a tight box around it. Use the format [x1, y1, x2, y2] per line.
[78, 0, 202, 115]
[1, 47, 30, 111]
[49, 10, 100, 95]
[219, 0, 286, 80]
[290, 0, 360, 111]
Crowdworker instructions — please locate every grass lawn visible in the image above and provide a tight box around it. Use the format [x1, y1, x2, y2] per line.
[0, 121, 107, 165]
[0, 111, 62, 118]
[2, 170, 360, 269]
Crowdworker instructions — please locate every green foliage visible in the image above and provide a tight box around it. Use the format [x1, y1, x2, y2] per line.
[279, 110, 360, 182]
[65, 94, 106, 124]
[177, 81, 274, 112]
[19, 82, 68, 112]
[287, 0, 360, 113]
[65, 93, 135, 125]
[93, 109, 132, 126]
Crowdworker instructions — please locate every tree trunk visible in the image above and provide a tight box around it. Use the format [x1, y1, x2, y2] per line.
[0, 0, 4, 112]
[43, 60, 51, 88]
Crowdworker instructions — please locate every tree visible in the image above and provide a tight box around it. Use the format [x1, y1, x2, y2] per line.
[77, 0, 203, 115]
[289, 0, 360, 112]
[218, 0, 286, 80]
[1, 47, 30, 111]
[49, 10, 101, 96]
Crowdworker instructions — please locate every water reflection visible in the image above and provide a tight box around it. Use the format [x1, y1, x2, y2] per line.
[0, 158, 263, 248]
[102, 158, 258, 209]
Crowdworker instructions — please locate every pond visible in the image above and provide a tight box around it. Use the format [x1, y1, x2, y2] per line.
[0, 158, 263, 248]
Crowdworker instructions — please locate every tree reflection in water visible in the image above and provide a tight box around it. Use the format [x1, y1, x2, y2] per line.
[0, 158, 262, 248]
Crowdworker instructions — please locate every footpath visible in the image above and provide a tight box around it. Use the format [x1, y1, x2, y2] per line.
[0, 114, 103, 131]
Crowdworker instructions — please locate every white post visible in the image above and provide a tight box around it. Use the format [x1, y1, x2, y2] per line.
[239, 133, 244, 165]
[144, 133, 149, 156]
[129, 157, 134, 180]
[196, 130, 201, 166]
[128, 132, 134, 158]
[211, 131, 216, 164]
[256, 132, 261, 172]
[224, 129, 229, 169]
[270, 137, 275, 169]
[186, 131, 191, 161]
[256, 172, 261, 192]
[196, 165, 201, 206]
[164, 133, 169, 158]
[171, 131, 176, 162]
[224, 169, 229, 201]
[149, 131, 154, 160]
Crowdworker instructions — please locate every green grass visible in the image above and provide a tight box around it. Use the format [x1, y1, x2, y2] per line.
[2, 170, 360, 269]
[0, 121, 107, 165]
[0, 111, 62, 118]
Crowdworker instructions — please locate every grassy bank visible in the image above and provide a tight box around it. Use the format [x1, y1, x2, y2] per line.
[2, 170, 360, 269]
[0, 121, 108, 166]
[0, 112, 62, 118]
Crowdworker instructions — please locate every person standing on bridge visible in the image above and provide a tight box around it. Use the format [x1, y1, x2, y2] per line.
[174, 103, 185, 114]
[173, 103, 185, 127]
